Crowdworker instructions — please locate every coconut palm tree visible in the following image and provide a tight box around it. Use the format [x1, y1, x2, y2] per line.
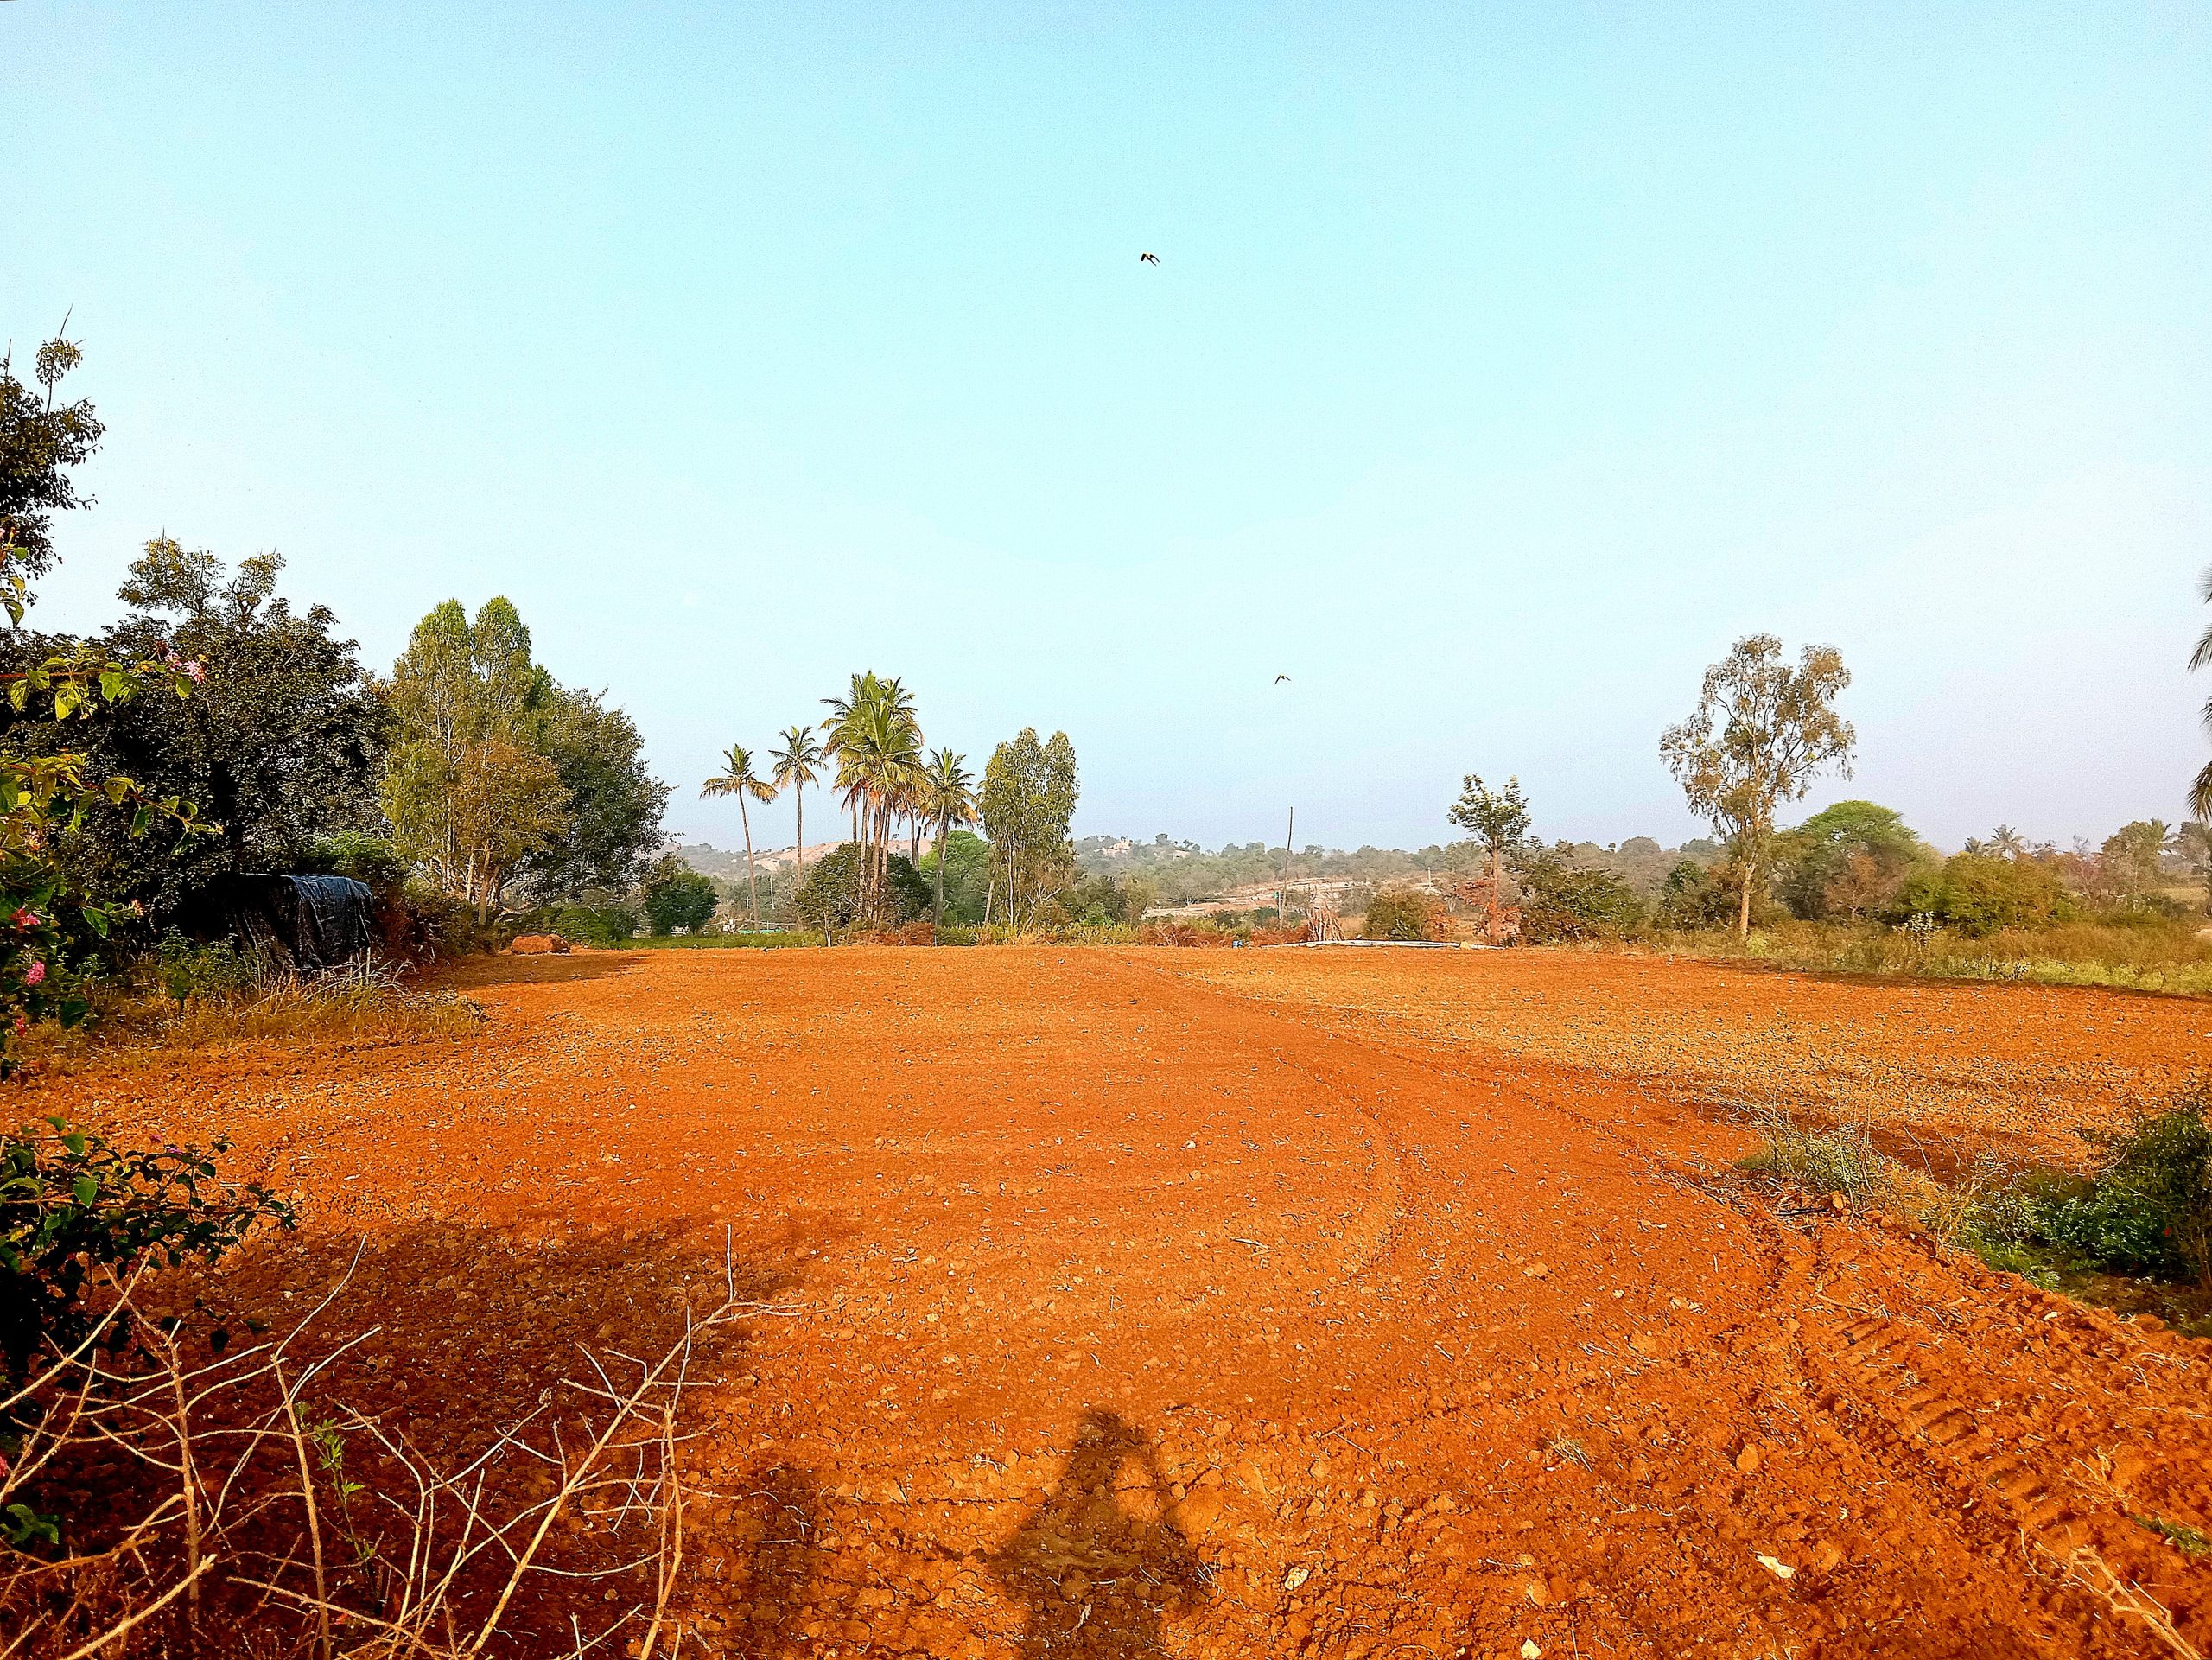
[770, 724, 824, 891]
[821, 674, 925, 921]
[702, 743, 778, 927]
[919, 747, 977, 931]
[2193, 567, 2212, 819]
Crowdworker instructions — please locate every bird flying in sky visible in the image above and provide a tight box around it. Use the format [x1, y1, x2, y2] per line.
[1274, 673, 1291, 684]
[1140, 251, 1160, 264]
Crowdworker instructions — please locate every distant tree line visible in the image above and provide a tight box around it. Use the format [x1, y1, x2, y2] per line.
[692, 673, 1089, 938]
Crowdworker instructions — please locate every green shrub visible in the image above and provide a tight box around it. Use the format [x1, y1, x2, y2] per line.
[395, 878, 493, 958]
[1903, 854, 2069, 938]
[1657, 860, 1736, 929]
[522, 899, 640, 945]
[1, 1118, 295, 1390]
[305, 831, 410, 898]
[793, 843, 930, 932]
[642, 855, 718, 936]
[1057, 871, 1155, 927]
[2042, 1094, 2212, 1279]
[1964, 1087, 2212, 1283]
[1363, 890, 1446, 942]
[1515, 846, 1648, 943]
[151, 930, 255, 1006]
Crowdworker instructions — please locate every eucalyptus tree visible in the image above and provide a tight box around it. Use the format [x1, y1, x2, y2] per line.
[981, 728, 1077, 932]
[702, 743, 778, 926]
[1661, 635, 1854, 938]
[920, 747, 977, 931]
[384, 597, 572, 922]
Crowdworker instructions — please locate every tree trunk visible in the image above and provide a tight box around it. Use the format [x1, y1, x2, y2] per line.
[933, 812, 948, 933]
[1489, 845, 1503, 945]
[1737, 861, 1754, 939]
[794, 784, 805, 892]
[740, 800, 759, 930]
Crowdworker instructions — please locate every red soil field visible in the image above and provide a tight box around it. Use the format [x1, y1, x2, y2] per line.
[37, 947, 2212, 1658]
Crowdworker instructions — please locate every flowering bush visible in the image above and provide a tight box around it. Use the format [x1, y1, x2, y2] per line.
[0, 642, 207, 1074]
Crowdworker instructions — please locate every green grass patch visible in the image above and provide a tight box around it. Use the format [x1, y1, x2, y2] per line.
[626, 931, 819, 950]
[1675, 917, 2212, 996]
[2134, 1516, 2211, 1559]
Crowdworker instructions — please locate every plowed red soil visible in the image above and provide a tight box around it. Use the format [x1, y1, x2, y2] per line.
[38, 947, 2212, 1658]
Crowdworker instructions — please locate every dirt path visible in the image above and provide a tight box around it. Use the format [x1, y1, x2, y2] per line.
[41, 948, 2212, 1657]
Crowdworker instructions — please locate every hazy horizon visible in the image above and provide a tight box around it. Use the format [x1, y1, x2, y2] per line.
[12, 4, 2208, 857]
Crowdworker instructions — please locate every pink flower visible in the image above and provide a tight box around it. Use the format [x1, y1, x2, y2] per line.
[9, 908, 33, 930]
[25, 960, 45, 985]
[185, 660, 207, 684]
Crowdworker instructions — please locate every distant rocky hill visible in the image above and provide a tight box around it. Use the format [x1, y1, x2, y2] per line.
[674, 839, 890, 879]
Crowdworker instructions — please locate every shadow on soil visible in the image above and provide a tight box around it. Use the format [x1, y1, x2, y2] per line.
[985, 1406, 1211, 1657]
[716, 1408, 1211, 1657]
[24, 1216, 793, 1654]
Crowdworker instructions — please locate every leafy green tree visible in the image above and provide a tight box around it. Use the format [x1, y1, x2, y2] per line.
[1662, 634, 1855, 938]
[0, 330, 204, 1069]
[0, 328, 102, 586]
[1771, 800, 1930, 921]
[1448, 773, 1530, 944]
[770, 724, 824, 887]
[451, 738, 570, 923]
[918, 829, 991, 925]
[2101, 819, 2175, 903]
[519, 686, 667, 901]
[702, 743, 777, 926]
[383, 598, 576, 923]
[642, 853, 718, 935]
[794, 842, 928, 932]
[981, 728, 1077, 931]
[5, 538, 386, 919]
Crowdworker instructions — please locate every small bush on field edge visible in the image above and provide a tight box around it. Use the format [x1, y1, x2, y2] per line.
[1745, 1084, 2212, 1330]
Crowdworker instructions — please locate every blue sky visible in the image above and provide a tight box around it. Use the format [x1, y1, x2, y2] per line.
[9, 3, 2209, 854]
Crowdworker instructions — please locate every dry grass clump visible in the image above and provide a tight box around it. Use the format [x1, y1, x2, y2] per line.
[149, 960, 486, 1050]
[0, 1245, 777, 1659]
[24, 954, 483, 1071]
[1742, 1106, 1986, 1240]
